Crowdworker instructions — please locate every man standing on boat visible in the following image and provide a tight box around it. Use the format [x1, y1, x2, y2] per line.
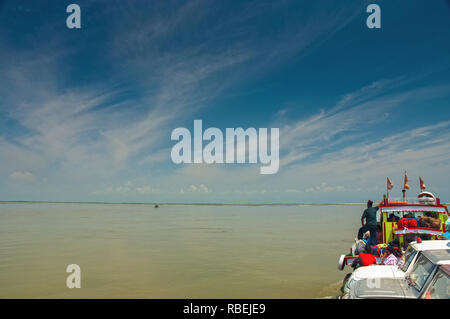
[361, 200, 379, 246]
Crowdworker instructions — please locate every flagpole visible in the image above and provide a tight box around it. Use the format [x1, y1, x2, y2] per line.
[386, 177, 393, 204]
[402, 171, 407, 201]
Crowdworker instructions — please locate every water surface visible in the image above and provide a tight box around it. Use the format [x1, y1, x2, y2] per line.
[0, 203, 366, 298]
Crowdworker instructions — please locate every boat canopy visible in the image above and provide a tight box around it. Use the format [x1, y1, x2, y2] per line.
[393, 228, 443, 236]
[381, 206, 448, 214]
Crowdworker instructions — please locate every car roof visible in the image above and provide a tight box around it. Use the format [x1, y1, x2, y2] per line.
[421, 249, 450, 265]
[353, 265, 402, 280]
[410, 240, 450, 251]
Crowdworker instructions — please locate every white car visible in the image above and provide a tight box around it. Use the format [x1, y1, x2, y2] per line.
[346, 249, 450, 299]
[340, 240, 450, 297]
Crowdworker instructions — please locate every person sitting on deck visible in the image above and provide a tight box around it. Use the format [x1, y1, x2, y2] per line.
[361, 200, 379, 246]
[357, 225, 368, 240]
[381, 246, 404, 267]
[354, 230, 371, 255]
[388, 213, 399, 222]
[372, 245, 385, 257]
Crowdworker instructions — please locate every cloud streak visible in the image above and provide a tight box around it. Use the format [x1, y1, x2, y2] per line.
[0, 1, 449, 202]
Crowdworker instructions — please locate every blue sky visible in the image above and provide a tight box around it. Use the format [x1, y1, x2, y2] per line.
[1, 0, 450, 203]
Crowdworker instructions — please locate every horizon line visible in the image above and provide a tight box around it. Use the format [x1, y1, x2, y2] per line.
[0, 200, 449, 206]
[0, 200, 368, 206]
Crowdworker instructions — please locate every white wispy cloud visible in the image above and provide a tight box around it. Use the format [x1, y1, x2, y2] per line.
[1, 1, 449, 202]
[9, 171, 35, 182]
[93, 181, 160, 196]
[278, 83, 450, 167]
[157, 80, 450, 202]
[304, 183, 346, 193]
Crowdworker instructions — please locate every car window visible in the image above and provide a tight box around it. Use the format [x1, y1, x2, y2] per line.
[402, 247, 418, 272]
[426, 270, 450, 299]
[408, 254, 434, 292]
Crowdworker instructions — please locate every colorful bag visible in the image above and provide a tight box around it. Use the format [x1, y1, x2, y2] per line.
[397, 218, 418, 229]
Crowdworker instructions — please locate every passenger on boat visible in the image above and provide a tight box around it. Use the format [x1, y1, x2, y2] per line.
[361, 200, 379, 246]
[371, 245, 385, 257]
[388, 213, 399, 222]
[444, 219, 450, 239]
[381, 246, 404, 267]
[388, 239, 400, 249]
[354, 231, 371, 255]
[357, 225, 368, 240]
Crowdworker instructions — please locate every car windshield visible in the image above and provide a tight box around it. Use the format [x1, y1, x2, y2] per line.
[425, 269, 450, 299]
[401, 246, 418, 272]
[408, 254, 435, 292]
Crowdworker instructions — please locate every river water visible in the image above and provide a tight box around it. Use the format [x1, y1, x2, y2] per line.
[0, 202, 367, 298]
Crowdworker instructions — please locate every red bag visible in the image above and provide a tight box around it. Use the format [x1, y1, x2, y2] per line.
[397, 218, 418, 229]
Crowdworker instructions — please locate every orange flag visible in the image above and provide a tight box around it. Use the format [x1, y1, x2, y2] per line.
[404, 171, 410, 190]
[419, 176, 426, 190]
[387, 177, 394, 190]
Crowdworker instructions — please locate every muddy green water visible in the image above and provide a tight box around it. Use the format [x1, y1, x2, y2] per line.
[0, 203, 366, 298]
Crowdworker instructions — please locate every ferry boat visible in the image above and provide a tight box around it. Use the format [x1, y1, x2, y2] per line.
[338, 175, 449, 271]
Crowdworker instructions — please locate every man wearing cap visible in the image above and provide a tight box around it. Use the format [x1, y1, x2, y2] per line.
[361, 200, 379, 246]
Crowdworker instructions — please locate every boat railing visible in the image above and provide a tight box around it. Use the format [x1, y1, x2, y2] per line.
[386, 197, 436, 205]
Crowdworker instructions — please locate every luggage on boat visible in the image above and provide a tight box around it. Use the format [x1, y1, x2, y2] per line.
[397, 218, 418, 229]
[419, 216, 441, 229]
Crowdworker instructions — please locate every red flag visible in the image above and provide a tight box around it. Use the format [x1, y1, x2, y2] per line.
[419, 176, 426, 190]
[404, 171, 410, 190]
[387, 177, 394, 190]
